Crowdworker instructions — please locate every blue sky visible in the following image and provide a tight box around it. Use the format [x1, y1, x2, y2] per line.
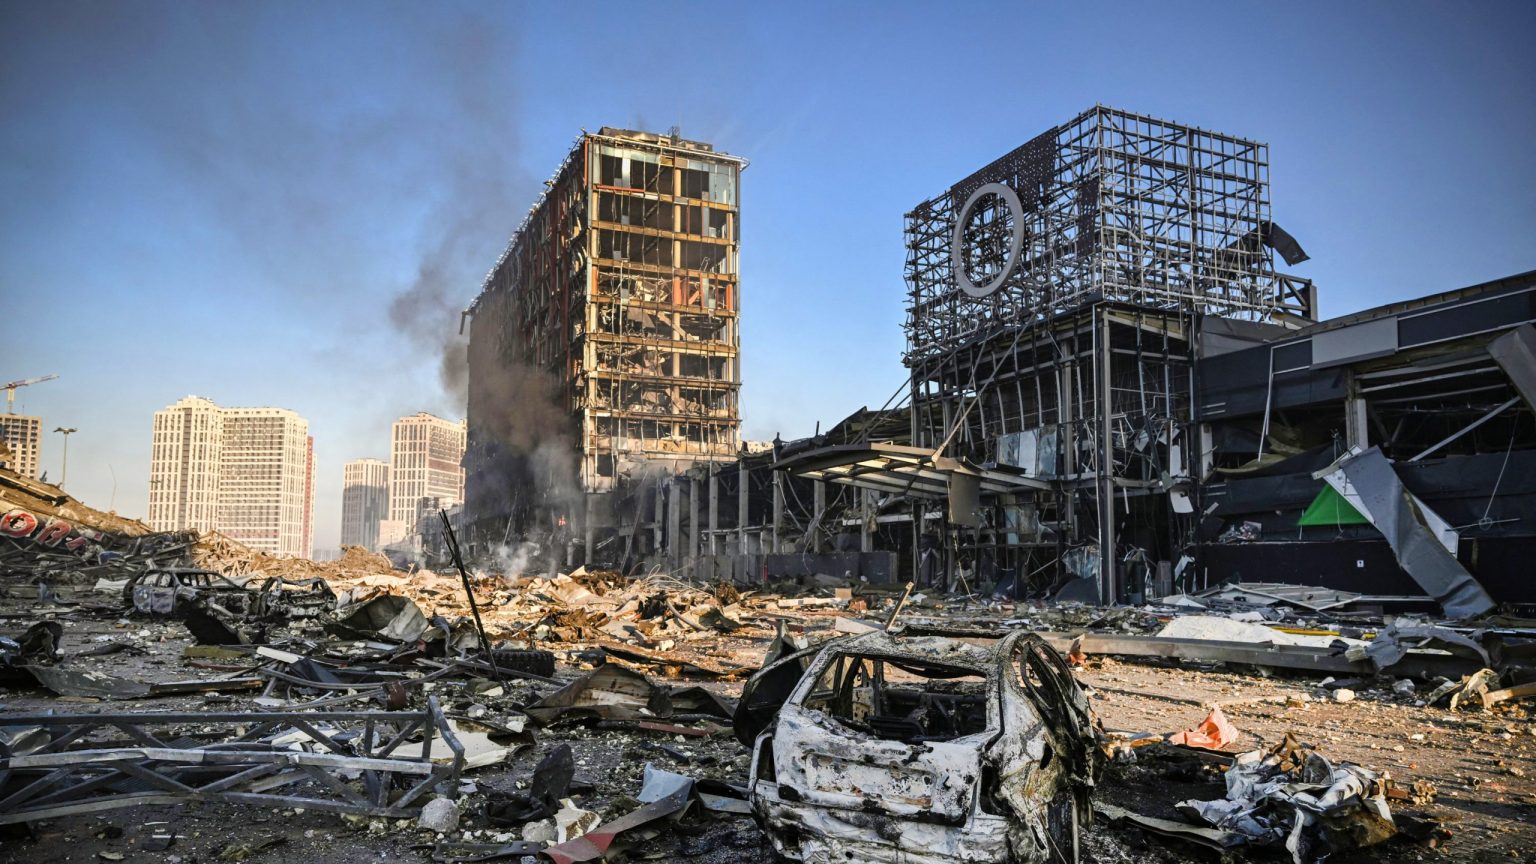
[2, 1, 1533, 550]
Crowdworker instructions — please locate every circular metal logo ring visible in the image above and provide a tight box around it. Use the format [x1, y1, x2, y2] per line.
[952, 182, 1025, 299]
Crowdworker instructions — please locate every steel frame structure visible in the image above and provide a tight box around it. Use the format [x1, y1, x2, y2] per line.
[895, 107, 1317, 602]
[905, 105, 1309, 363]
[0, 699, 464, 823]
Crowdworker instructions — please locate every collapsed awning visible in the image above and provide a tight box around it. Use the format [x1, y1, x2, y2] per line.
[1315, 446, 1495, 619]
[775, 442, 1052, 499]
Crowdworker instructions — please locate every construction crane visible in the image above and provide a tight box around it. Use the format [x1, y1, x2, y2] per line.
[3, 374, 58, 414]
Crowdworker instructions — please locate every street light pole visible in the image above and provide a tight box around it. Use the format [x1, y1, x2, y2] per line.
[53, 427, 77, 489]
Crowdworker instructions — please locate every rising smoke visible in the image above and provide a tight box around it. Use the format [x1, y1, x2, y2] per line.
[384, 22, 529, 413]
[3, 6, 580, 550]
[10, 6, 538, 419]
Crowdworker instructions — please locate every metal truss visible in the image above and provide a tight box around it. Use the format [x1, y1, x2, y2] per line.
[0, 698, 464, 823]
[905, 105, 1310, 362]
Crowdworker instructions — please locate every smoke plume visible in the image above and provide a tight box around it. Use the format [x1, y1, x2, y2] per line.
[385, 21, 530, 414]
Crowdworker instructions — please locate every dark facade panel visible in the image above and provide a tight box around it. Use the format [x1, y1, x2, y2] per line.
[1396, 450, 1536, 535]
[1202, 540, 1431, 597]
[1398, 289, 1536, 349]
[1199, 364, 1345, 419]
[1205, 473, 1326, 516]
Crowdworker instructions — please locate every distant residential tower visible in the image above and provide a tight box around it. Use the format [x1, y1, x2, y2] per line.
[388, 412, 466, 532]
[149, 396, 315, 557]
[341, 458, 389, 550]
[0, 415, 43, 480]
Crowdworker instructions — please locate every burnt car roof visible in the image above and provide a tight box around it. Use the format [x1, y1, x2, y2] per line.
[818, 630, 1000, 671]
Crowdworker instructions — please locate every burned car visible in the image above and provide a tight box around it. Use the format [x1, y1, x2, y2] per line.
[124, 567, 249, 615]
[124, 567, 336, 643]
[739, 630, 1101, 864]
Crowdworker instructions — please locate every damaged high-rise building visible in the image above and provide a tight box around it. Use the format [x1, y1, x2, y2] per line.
[464, 128, 744, 559]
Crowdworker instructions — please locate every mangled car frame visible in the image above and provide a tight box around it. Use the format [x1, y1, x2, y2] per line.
[739, 630, 1102, 864]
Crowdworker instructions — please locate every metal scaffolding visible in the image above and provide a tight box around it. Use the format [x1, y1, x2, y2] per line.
[892, 106, 1318, 602]
[905, 105, 1313, 363]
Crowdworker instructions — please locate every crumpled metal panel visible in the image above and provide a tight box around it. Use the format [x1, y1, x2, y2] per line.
[1321, 447, 1494, 619]
[1488, 324, 1536, 411]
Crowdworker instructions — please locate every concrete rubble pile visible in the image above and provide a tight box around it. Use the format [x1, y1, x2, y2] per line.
[3, 479, 1535, 862]
[0, 466, 200, 590]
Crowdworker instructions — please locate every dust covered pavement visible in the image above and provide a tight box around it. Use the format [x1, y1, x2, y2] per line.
[6, 598, 1535, 863]
[4, 466, 1536, 863]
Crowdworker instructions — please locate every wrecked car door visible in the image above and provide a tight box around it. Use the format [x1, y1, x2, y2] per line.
[733, 641, 831, 747]
[983, 630, 1103, 864]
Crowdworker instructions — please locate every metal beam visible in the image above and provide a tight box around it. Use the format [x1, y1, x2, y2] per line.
[1408, 397, 1520, 462]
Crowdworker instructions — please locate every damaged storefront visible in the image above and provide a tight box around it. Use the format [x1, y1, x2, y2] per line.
[1197, 276, 1536, 610]
[774, 105, 1536, 618]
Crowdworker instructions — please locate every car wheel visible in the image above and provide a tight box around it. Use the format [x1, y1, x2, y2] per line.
[487, 648, 557, 678]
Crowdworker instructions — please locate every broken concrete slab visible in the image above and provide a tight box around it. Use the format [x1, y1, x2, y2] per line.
[1155, 614, 1361, 648]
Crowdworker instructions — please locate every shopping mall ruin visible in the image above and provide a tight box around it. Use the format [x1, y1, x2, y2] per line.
[776, 105, 1534, 610]
[463, 128, 744, 560]
[460, 108, 1535, 612]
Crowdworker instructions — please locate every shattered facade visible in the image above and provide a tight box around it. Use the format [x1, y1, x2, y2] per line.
[465, 128, 744, 558]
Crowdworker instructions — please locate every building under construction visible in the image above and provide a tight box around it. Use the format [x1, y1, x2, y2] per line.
[464, 128, 744, 559]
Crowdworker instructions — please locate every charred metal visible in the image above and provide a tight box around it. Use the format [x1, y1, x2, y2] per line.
[741, 631, 1101, 863]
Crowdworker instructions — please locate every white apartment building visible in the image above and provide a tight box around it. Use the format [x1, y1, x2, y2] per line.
[0, 414, 43, 480]
[389, 413, 465, 531]
[148, 397, 224, 532]
[149, 397, 314, 557]
[341, 458, 389, 550]
[219, 408, 312, 557]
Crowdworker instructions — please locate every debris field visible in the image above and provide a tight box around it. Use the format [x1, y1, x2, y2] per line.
[2, 464, 1535, 864]
[2, 509, 1533, 864]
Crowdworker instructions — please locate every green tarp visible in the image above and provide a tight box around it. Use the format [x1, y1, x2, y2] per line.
[1297, 483, 1370, 526]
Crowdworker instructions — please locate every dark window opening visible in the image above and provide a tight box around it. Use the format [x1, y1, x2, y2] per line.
[800, 654, 989, 744]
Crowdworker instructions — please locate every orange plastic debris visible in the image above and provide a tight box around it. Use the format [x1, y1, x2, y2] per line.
[1167, 705, 1238, 750]
[1066, 635, 1087, 667]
